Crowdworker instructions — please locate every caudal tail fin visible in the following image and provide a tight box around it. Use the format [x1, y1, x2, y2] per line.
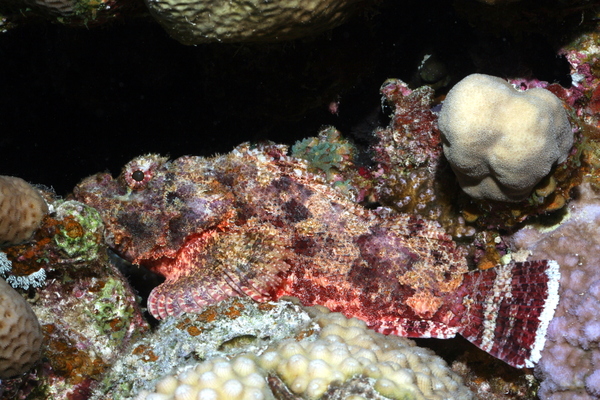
[457, 260, 560, 368]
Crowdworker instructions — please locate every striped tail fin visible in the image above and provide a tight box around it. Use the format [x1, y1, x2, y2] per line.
[456, 260, 560, 368]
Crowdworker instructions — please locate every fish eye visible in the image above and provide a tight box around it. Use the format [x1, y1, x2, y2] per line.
[132, 170, 145, 182]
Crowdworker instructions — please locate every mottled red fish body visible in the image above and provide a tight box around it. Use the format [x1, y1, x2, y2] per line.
[74, 142, 559, 369]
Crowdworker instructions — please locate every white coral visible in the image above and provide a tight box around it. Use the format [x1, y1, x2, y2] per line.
[136, 305, 472, 400]
[438, 74, 573, 202]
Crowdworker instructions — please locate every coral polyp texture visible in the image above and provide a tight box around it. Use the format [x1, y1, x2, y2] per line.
[74, 142, 560, 369]
[0, 175, 49, 246]
[134, 298, 472, 400]
[145, 0, 368, 45]
[0, 276, 43, 379]
[438, 73, 573, 203]
[509, 181, 600, 400]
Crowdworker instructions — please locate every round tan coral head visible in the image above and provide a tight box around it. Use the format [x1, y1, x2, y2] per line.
[0, 175, 49, 247]
[438, 73, 573, 203]
[145, 0, 369, 45]
[0, 277, 43, 378]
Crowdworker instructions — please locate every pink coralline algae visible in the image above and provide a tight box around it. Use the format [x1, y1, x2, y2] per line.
[74, 142, 560, 369]
[509, 181, 600, 400]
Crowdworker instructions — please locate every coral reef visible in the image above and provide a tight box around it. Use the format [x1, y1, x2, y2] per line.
[508, 181, 600, 400]
[369, 79, 470, 236]
[1, 200, 104, 290]
[74, 142, 560, 368]
[261, 309, 472, 400]
[0, 175, 49, 246]
[127, 297, 472, 400]
[0, 197, 148, 399]
[144, 0, 372, 45]
[369, 77, 585, 231]
[292, 126, 374, 203]
[0, 276, 43, 379]
[438, 73, 573, 203]
[93, 297, 314, 398]
[137, 355, 272, 400]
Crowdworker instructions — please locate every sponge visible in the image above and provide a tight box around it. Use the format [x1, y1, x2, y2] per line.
[438, 74, 572, 202]
[0, 277, 43, 378]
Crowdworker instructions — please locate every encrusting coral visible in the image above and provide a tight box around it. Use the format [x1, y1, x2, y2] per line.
[0, 175, 49, 246]
[438, 73, 573, 203]
[0, 276, 43, 379]
[134, 298, 473, 400]
[508, 181, 600, 400]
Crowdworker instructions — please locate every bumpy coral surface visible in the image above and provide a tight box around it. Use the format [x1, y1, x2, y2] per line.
[438, 73, 573, 203]
[0, 175, 48, 246]
[263, 309, 473, 400]
[75, 142, 559, 369]
[509, 182, 600, 400]
[145, 0, 368, 45]
[0, 276, 43, 379]
[134, 298, 472, 400]
[94, 297, 314, 398]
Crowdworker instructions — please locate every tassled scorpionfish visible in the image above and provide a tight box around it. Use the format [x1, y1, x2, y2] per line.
[74, 142, 559, 369]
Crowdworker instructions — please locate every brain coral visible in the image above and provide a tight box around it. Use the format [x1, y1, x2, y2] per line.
[438, 74, 573, 202]
[136, 302, 472, 400]
[0, 175, 48, 246]
[0, 276, 43, 378]
[509, 182, 600, 399]
[145, 0, 367, 45]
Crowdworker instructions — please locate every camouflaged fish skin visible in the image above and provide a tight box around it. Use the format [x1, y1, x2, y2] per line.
[74, 142, 560, 369]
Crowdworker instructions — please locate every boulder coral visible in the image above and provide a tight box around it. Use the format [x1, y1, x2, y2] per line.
[0, 276, 43, 379]
[0, 175, 49, 246]
[438, 74, 573, 203]
[145, 0, 370, 45]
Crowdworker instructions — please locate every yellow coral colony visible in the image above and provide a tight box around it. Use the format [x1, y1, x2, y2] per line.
[137, 306, 472, 400]
[438, 74, 572, 202]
